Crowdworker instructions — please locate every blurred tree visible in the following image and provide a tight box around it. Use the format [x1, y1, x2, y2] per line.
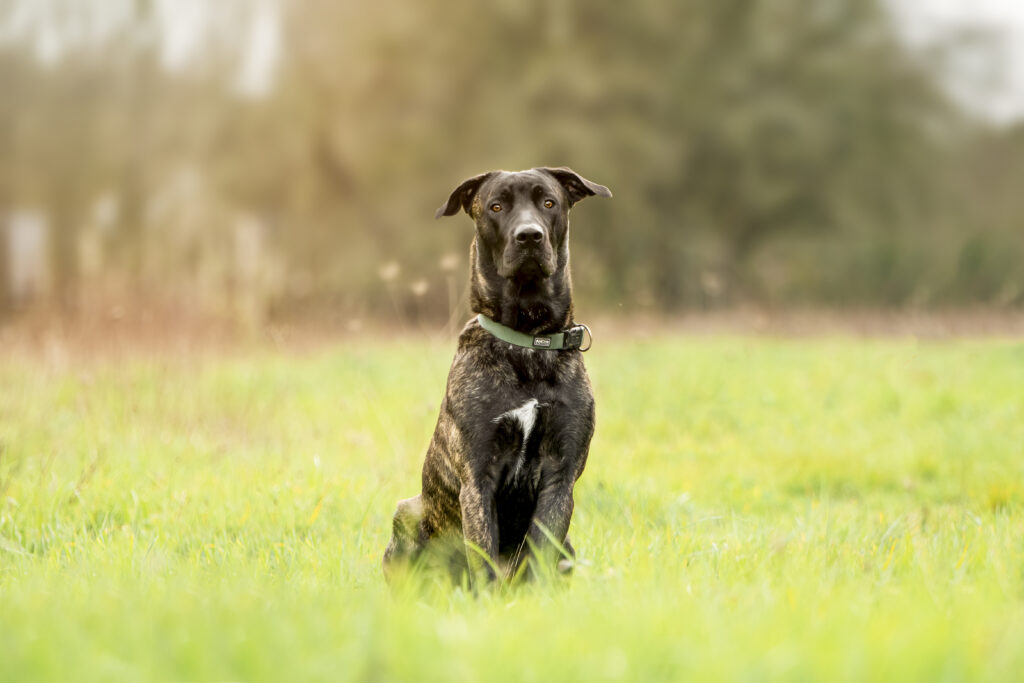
[269, 0, 960, 307]
[0, 0, 1016, 320]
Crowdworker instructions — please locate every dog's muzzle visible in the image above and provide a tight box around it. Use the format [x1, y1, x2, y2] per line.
[505, 224, 554, 278]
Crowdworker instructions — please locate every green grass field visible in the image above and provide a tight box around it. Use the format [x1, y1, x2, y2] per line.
[2, 334, 1023, 681]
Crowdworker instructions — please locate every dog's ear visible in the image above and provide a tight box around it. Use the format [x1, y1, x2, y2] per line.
[538, 167, 612, 206]
[435, 172, 496, 219]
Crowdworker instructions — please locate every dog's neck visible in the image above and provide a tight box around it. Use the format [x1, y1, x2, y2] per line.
[469, 239, 573, 336]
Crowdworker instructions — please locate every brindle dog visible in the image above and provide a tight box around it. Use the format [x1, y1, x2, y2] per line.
[383, 167, 612, 585]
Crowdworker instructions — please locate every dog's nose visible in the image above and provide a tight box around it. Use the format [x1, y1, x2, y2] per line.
[514, 225, 544, 245]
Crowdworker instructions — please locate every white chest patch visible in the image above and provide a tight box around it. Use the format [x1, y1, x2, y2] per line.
[494, 398, 540, 443]
[495, 398, 541, 478]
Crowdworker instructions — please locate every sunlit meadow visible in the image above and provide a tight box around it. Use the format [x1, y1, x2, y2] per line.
[1, 335, 1023, 681]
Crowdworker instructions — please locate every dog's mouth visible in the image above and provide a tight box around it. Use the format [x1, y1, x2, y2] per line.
[502, 246, 555, 281]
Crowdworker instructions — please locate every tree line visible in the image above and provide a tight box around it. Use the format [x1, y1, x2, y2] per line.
[0, 0, 1022, 324]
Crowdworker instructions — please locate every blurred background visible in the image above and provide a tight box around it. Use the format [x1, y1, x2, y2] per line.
[1, 0, 1023, 332]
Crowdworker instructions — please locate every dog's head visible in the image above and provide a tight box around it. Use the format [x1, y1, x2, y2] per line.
[436, 167, 610, 332]
[436, 167, 611, 283]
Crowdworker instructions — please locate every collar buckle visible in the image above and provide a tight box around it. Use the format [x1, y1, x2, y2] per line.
[564, 324, 593, 352]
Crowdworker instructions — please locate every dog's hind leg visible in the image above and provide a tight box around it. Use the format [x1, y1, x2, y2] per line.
[382, 495, 424, 581]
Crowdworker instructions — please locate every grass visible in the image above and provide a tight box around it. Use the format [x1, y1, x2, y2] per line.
[1, 333, 1023, 681]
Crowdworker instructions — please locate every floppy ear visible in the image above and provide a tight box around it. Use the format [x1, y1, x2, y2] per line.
[435, 172, 496, 219]
[538, 167, 612, 206]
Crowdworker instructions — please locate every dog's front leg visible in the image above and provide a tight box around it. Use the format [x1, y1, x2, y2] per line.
[527, 479, 575, 576]
[459, 481, 499, 586]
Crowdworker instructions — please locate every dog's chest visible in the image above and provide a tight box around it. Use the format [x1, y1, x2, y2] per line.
[493, 398, 542, 481]
[452, 331, 592, 488]
[487, 398, 547, 546]
[495, 340, 569, 384]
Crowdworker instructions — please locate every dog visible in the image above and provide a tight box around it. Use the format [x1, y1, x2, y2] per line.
[383, 167, 612, 586]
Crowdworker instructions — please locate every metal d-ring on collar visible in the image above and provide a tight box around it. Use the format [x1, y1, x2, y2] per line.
[476, 314, 594, 352]
[577, 323, 593, 352]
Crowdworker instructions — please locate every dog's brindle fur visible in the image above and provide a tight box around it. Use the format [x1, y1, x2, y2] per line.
[383, 167, 611, 585]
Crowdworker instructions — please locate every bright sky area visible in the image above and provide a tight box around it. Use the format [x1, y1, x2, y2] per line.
[890, 0, 1024, 122]
[4, 0, 1024, 121]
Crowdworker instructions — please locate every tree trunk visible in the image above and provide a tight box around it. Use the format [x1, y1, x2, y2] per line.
[0, 212, 10, 319]
[49, 206, 80, 316]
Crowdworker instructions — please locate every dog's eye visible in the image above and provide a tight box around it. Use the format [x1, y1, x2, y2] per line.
[543, 199, 555, 209]
[490, 203, 502, 213]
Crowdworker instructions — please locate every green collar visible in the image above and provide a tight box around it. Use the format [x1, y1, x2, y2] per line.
[476, 313, 592, 351]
